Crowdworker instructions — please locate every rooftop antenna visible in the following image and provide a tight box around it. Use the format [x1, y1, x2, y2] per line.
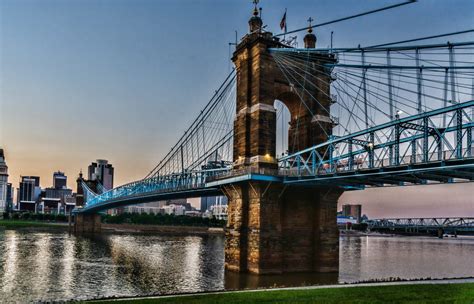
[228, 30, 238, 71]
[331, 31, 334, 52]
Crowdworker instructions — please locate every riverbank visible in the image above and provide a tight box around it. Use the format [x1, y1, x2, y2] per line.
[0, 219, 224, 234]
[0, 219, 69, 229]
[102, 223, 224, 235]
[88, 281, 474, 303]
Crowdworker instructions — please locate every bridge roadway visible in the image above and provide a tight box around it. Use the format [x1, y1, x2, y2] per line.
[75, 100, 474, 214]
[76, 155, 474, 214]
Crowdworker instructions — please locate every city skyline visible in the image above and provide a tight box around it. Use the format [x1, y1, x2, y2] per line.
[1, 0, 474, 218]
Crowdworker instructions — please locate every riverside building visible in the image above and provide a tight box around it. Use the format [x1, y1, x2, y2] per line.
[0, 149, 8, 215]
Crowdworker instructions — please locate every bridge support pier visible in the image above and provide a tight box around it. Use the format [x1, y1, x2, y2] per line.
[74, 213, 102, 233]
[224, 182, 342, 274]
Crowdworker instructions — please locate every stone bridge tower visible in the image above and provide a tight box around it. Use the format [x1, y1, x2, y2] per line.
[223, 7, 342, 274]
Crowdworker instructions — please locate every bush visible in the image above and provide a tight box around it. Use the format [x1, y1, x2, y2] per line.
[102, 212, 226, 227]
[352, 223, 368, 231]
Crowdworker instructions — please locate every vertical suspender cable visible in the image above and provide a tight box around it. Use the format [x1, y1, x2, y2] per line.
[361, 49, 369, 129]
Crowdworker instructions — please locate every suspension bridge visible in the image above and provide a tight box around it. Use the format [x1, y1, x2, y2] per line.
[74, 1, 474, 274]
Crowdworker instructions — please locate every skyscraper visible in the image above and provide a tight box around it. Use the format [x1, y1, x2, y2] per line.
[41, 171, 73, 214]
[87, 159, 116, 214]
[17, 176, 41, 212]
[53, 171, 67, 189]
[6, 183, 14, 213]
[0, 149, 8, 214]
[88, 159, 114, 190]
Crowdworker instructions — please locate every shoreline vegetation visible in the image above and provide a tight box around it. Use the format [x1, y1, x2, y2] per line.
[102, 212, 226, 227]
[0, 219, 69, 228]
[87, 282, 474, 303]
[102, 223, 223, 234]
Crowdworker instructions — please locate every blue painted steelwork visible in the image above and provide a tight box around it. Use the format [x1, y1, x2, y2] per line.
[76, 101, 474, 214]
[81, 181, 98, 202]
[278, 100, 474, 187]
[75, 168, 231, 213]
[368, 217, 474, 232]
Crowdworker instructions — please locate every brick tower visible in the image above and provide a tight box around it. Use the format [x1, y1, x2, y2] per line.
[223, 8, 342, 274]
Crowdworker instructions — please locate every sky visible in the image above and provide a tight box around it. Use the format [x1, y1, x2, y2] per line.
[1, 0, 473, 218]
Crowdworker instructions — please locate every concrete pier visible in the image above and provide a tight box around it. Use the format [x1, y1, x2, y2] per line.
[74, 213, 102, 233]
[224, 183, 341, 274]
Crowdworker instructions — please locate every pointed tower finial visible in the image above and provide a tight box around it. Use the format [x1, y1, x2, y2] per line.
[249, 0, 263, 32]
[304, 17, 316, 48]
[307, 17, 314, 33]
[253, 0, 260, 16]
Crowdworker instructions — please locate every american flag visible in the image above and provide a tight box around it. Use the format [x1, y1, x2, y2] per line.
[280, 10, 287, 33]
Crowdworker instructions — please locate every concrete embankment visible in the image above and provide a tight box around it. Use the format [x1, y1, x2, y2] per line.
[102, 223, 224, 235]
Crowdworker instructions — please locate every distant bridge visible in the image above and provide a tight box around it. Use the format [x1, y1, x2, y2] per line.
[367, 217, 474, 234]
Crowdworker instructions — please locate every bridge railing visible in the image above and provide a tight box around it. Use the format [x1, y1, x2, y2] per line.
[278, 100, 474, 178]
[206, 166, 279, 182]
[279, 147, 474, 177]
[82, 167, 231, 210]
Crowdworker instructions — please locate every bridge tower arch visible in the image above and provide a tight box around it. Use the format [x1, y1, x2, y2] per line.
[274, 99, 290, 157]
[224, 8, 342, 274]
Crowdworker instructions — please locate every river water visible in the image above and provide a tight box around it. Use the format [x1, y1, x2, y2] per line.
[1, 228, 474, 302]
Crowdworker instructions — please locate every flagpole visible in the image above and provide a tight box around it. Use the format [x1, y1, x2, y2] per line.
[283, 8, 287, 41]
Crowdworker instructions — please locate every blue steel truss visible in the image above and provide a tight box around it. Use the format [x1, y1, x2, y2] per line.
[78, 168, 229, 213]
[76, 101, 474, 214]
[368, 217, 474, 232]
[279, 100, 474, 187]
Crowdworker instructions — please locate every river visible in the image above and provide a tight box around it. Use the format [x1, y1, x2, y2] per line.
[1, 228, 473, 302]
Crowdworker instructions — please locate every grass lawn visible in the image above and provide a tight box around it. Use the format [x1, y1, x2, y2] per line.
[0, 219, 68, 229]
[89, 283, 474, 304]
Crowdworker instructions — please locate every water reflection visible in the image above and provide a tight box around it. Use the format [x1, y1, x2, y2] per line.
[339, 235, 474, 282]
[225, 272, 338, 290]
[0, 228, 474, 302]
[60, 236, 75, 299]
[1, 230, 18, 294]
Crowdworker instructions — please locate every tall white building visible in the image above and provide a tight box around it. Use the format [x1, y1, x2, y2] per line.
[0, 149, 9, 214]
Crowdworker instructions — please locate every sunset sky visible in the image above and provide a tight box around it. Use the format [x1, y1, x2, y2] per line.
[1, 0, 473, 218]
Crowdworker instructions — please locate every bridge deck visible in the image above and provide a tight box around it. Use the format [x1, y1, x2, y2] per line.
[77, 100, 474, 214]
